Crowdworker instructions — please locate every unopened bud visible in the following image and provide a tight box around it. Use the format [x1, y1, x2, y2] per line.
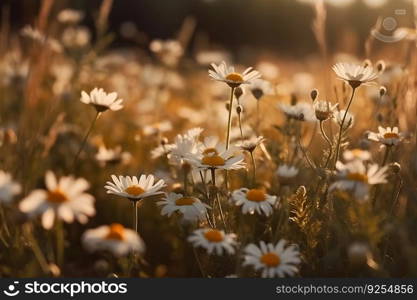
[379, 86, 387, 97]
[236, 104, 243, 114]
[390, 162, 401, 174]
[310, 89, 319, 102]
[161, 137, 169, 145]
[376, 113, 384, 123]
[234, 87, 244, 99]
[376, 60, 386, 73]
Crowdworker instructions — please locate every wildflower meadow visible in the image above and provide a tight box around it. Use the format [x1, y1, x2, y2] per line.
[1, 0, 417, 280]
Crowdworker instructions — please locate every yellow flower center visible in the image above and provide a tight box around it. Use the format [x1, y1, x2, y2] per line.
[226, 72, 244, 82]
[47, 190, 68, 204]
[260, 252, 281, 267]
[246, 189, 266, 202]
[175, 197, 196, 206]
[202, 155, 225, 166]
[202, 148, 219, 156]
[204, 229, 224, 243]
[350, 149, 365, 157]
[383, 132, 399, 139]
[125, 185, 145, 196]
[105, 223, 125, 241]
[347, 172, 368, 183]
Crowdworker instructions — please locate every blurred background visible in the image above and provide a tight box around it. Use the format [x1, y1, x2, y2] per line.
[1, 0, 414, 57]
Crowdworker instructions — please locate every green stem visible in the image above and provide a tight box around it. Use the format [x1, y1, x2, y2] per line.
[211, 168, 227, 230]
[226, 87, 235, 150]
[333, 87, 356, 169]
[250, 151, 257, 187]
[319, 120, 333, 169]
[23, 224, 50, 274]
[55, 219, 64, 268]
[73, 111, 100, 167]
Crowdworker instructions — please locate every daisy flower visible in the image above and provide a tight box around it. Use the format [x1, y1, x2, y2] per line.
[367, 126, 404, 146]
[243, 240, 301, 278]
[57, 9, 84, 24]
[105, 174, 166, 201]
[80, 88, 123, 112]
[343, 149, 371, 161]
[330, 160, 388, 200]
[231, 188, 278, 216]
[332, 63, 379, 88]
[209, 61, 261, 88]
[278, 102, 316, 122]
[95, 145, 131, 166]
[276, 165, 299, 185]
[313, 100, 338, 121]
[237, 136, 265, 153]
[0, 170, 21, 204]
[157, 192, 210, 222]
[19, 171, 95, 230]
[187, 144, 245, 171]
[187, 228, 237, 255]
[333, 110, 355, 129]
[249, 79, 273, 100]
[82, 223, 145, 257]
[167, 128, 203, 165]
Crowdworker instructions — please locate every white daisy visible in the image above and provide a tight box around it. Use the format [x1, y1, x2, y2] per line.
[243, 240, 301, 278]
[343, 149, 371, 161]
[82, 223, 145, 257]
[237, 136, 265, 153]
[368, 126, 404, 146]
[167, 128, 203, 165]
[209, 61, 261, 88]
[19, 171, 95, 230]
[0, 170, 21, 204]
[186, 143, 245, 171]
[80, 88, 123, 112]
[187, 228, 237, 255]
[149, 39, 183, 66]
[142, 121, 173, 136]
[249, 79, 273, 100]
[278, 102, 316, 122]
[313, 100, 338, 121]
[231, 188, 278, 216]
[57, 9, 84, 24]
[105, 174, 166, 201]
[95, 145, 131, 166]
[330, 160, 388, 200]
[157, 192, 210, 222]
[332, 63, 379, 88]
[333, 110, 355, 129]
[276, 165, 299, 184]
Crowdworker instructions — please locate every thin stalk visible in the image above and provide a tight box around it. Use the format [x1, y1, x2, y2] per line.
[256, 100, 260, 134]
[210, 168, 227, 230]
[23, 224, 50, 274]
[226, 87, 235, 150]
[0, 205, 10, 237]
[238, 112, 244, 141]
[133, 201, 138, 233]
[192, 247, 206, 277]
[333, 87, 356, 169]
[55, 219, 64, 267]
[297, 134, 317, 172]
[73, 111, 100, 167]
[250, 151, 257, 187]
[319, 120, 332, 168]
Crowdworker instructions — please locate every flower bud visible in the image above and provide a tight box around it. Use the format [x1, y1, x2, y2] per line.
[379, 86, 387, 97]
[310, 89, 319, 102]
